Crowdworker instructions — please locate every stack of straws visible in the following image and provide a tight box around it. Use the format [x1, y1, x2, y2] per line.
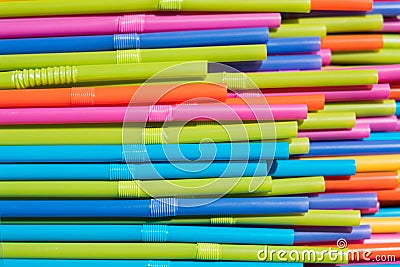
[0, 0, 399, 266]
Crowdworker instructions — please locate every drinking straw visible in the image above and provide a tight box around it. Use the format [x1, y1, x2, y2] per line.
[309, 192, 378, 210]
[358, 116, 398, 132]
[298, 112, 356, 130]
[0, 224, 294, 244]
[367, 208, 400, 217]
[346, 243, 400, 262]
[206, 69, 379, 89]
[397, 102, 400, 116]
[0, 121, 298, 145]
[287, 14, 384, 33]
[283, 137, 311, 155]
[0, 61, 209, 90]
[1, 209, 361, 227]
[331, 49, 400, 65]
[300, 154, 400, 172]
[0, 0, 312, 17]
[325, 172, 400, 191]
[321, 34, 384, 52]
[0, 162, 268, 180]
[0, 260, 305, 267]
[0, 83, 227, 108]
[0, 142, 290, 163]
[383, 18, 400, 33]
[364, 234, 400, 244]
[311, 0, 373, 11]
[269, 24, 327, 38]
[361, 205, 380, 215]
[0, 242, 347, 263]
[267, 37, 321, 54]
[306, 140, 400, 156]
[262, 83, 391, 102]
[0, 104, 307, 125]
[0, 197, 310, 217]
[383, 34, 400, 49]
[370, 1, 400, 17]
[361, 217, 400, 233]
[227, 94, 325, 111]
[270, 159, 357, 177]
[0, 44, 267, 71]
[365, 132, 400, 141]
[377, 187, 400, 203]
[0, 13, 281, 39]
[0, 28, 270, 55]
[320, 100, 396, 117]
[246, 176, 326, 197]
[327, 64, 400, 84]
[317, 49, 332, 66]
[0, 177, 274, 198]
[298, 123, 371, 141]
[228, 54, 322, 72]
[391, 86, 400, 100]
[294, 225, 371, 244]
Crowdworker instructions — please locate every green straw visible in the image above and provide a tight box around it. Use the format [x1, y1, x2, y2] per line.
[0, 177, 272, 199]
[0, 242, 347, 263]
[320, 100, 397, 117]
[0, 45, 267, 71]
[298, 112, 356, 130]
[383, 34, 400, 49]
[2, 210, 361, 227]
[0, 121, 297, 145]
[269, 24, 327, 38]
[205, 70, 379, 89]
[0, 0, 311, 17]
[0, 61, 208, 90]
[286, 14, 383, 33]
[280, 137, 310, 155]
[331, 49, 400, 65]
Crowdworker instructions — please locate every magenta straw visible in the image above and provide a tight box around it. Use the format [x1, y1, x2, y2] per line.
[259, 84, 390, 102]
[357, 116, 399, 132]
[0, 104, 306, 125]
[298, 123, 371, 141]
[316, 49, 332, 66]
[382, 18, 400, 33]
[360, 203, 380, 215]
[363, 234, 400, 244]
[0, 13, 281, 39]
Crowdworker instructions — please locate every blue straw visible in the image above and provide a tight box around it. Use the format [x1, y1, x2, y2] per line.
[0, 197, 309, 217]
[364, 132, 400, 141]
[0, 27, 269, 54]
[270, 159, 356, 177]
[267, 37, 321, 54]
[0, 162, 268, 181]
[396, 102, 400, 116]
[0, 142, 288, 163]
[364, 208, 400, 217]
[304, 140, 400, 156]
[0, 224, 294, 244]
[308, 193, 378, 210]
[0, 260, 302, 267]
[294, 225, 371, 244]
[370, 2, 400, 17]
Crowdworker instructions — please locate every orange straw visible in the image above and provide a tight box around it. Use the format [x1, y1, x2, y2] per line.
[311, 0, 373, 11]
[321, 35, 384, 52]
[390, 85, 400, 101]
[361, 217, 400, 233]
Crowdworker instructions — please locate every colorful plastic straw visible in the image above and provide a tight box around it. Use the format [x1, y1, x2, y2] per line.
[382, 18, 400, 33]
[370, 1, 400, 17]
[0, 142, 290, 163]
[309, 192, 378, 210]
[0, 177, 274, 198]
[0, 13, 281, 39]
[0, 162, 268, 180]
[298, 112, 356, 130]
[298, 123, 371, 141]
[328, 64, 400, 84]
[361, 217, 400, 233]
[0, 61, 208, 90]
[269, 24, 327, 38]
[0, 0, 312, 17]
[0, 44, 267, 71]
[0, 104, 307, 125]
[365, 208, 400, 217]
[366, 132, 400, 141]
[0, 121, 298, 145]
[320, 100, 396, 117]
[331, 49, 400, 65]
[358, 116, 398, 132]
[267, 37, 321, 54]
[294, 225, 371, 244]
[363, 234, 400, 244]
[0, 197, 310, 217]
[321, 34, 384, 52]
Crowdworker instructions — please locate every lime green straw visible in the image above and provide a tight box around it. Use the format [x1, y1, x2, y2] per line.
[0, 45, 267, 71]
[269, 24, 327, 38]
[0, 61, 208, 90]
[2, 210, 361, 227]
[331, 49, 400, 65]
[298, 112, 356, 130]
[206, 70, 378, 89]
[281, 137, 310, 155]
[320, 100, 397, 117]
[383, 35, 400, 49]
[0, 121, 297, 145]
[0, 0, 310, 17]
[287, 14, 383, 33]
[0, 242, 347, 263]
[0, 177, 272, 198]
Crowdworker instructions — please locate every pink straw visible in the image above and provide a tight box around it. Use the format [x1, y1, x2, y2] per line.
[382, 18, 400, 33]
[297, 123, 371, 141]
[0, 13, 281, 39]
[316, 49, 332, 66]
[364, 234, 400, 244]
[260, 84, 390, 102]
[357, 116, 399, 132]
[0, 104, 307, 125]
